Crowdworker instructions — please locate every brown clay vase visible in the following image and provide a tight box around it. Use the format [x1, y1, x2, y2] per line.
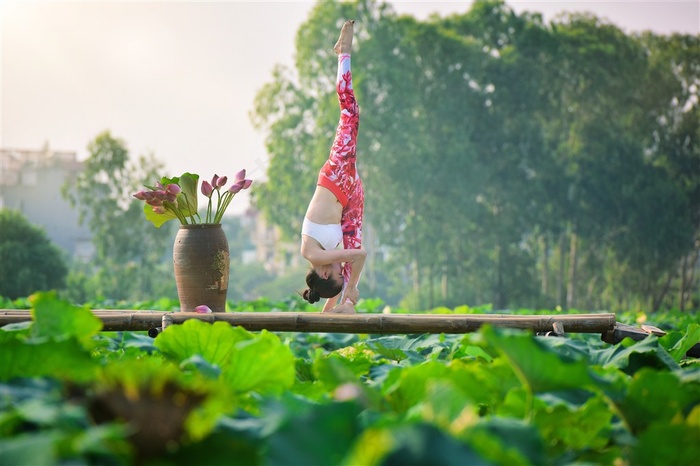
[173, 224, 230, 312]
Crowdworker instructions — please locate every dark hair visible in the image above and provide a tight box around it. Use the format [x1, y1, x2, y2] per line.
[302, 269, 342, 303]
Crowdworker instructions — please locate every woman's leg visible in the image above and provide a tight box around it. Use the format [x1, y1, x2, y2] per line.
[331, 22, 362, 254]
[335, 22, 364, 290]
[317, 21, 359, 207]
[341, 178, 364, 289]
[316, 21, 364, 296]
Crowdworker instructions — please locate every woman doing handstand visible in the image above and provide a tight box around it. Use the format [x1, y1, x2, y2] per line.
[300, 20, 366, 313]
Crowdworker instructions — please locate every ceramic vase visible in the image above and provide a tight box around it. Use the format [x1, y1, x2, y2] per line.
[172, 224, 229, 312]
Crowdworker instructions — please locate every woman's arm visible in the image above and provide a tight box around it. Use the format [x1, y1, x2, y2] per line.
[341, 249, 366, 304]
[300, 239, 364, 266]
[321, 294, 339, 312]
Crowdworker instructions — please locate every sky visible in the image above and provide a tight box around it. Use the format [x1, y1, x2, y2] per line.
[2, 1, 699, 214]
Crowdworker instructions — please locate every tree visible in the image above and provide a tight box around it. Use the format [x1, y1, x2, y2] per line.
[251, 0, 699, 311]
[62, 131, 175, 301]
[636, 33, 700, 311]
[0, 209, 69, 299]
[533, 18, 699, 311]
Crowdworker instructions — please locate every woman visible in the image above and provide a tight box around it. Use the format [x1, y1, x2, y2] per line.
[300, 20, 366, 313]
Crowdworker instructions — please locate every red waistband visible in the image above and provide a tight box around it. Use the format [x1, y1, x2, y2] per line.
[317, 175, 349, 208]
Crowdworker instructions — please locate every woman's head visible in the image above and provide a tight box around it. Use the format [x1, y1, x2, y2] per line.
[302, 263, 343, 303]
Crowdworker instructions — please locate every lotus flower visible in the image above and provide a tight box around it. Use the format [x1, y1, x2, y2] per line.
[194, 305, 213, 314]
[133, 169, 253, 227]
[201, 181, 214, 198]
[133, 190, 148, 201]
[229, 180, 246, 194]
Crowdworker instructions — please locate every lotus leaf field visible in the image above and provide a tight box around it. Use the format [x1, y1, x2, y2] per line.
[1, 292, 698, 465]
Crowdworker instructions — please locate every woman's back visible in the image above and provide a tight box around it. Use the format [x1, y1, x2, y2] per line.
[305, 185, 343, 225]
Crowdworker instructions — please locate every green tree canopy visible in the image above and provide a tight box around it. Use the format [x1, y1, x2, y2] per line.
[251, 0, 698, 311]
[62, 131, 175, 302]
[0, 209, 69, 299]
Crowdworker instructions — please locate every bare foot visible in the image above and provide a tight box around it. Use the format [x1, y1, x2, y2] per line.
[322, 302, 356, 314]
[333, 20, 354, 55]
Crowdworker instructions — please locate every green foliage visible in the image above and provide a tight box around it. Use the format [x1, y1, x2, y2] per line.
[30, 292, 103, 346]
[251, 0, 699, 312]
[265, 398, 365, 466]
[0, 379, 131, 466]
[0, 209, 69, 299]
[483, 326, 593, 394]
[662, 323, 700, 362]
[0, 293, 102, 383]
[0, 292, 698, 465]
[3, 3, 700, 463]
[61, 130, 175, 302]
[142, 173, 200, 227]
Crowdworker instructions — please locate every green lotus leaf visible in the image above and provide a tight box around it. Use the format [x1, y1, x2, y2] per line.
[30, 292, 102, 348]
[0, 338, 97, 382]
[467, 417, 545, 466]
[632, 421, 700, 466]
[313, 354, 363, 390]
[589, 336, 679, 375]
[265, 399, 363, 466]
[482, 326, 592, 393]
[381, 361, 450, 413]
[223, 330, 295, 395]
[613, 368, 697, 434]
[661, 323, 700, 362]
[155, 319, 253, 368]
[143, 202, 178, 228]
[0, 432, 56, 465]
[381, 423, 489, 466]
[533, 395, 613, 454]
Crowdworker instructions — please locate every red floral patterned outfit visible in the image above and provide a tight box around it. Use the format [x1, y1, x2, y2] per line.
[317, 53, 364, 288]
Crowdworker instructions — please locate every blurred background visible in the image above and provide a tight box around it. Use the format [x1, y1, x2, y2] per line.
[2, 0, 698, 312]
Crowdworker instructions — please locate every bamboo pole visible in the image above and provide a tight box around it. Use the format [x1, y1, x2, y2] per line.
[0, 310, 616, 335]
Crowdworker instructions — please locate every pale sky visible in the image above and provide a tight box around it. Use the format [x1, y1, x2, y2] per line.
[2, 1, 698, 214]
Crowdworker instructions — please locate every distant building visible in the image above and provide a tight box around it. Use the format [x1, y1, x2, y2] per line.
[241, 208, 302, 275]
[0, 146, 94, 260]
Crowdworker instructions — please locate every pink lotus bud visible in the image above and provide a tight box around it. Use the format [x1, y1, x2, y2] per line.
[211, 174, 219, 187]
[201, 181, 214, 198]
[228, 180, 245, 194]
[242, 179, 253, 190]
[156, 181, 165, 190]
[216, 176, 228, 187]
[154, 191, 167, 201]
[133, 190, 148, 200]
[166, 184, 181, 195]
[194, 305, 212, 314]
[234, 169, 246, 183]
[141, 191, 156, 201]
[152, 205, 167, 214]
[146, 198, 163, 206]
[166, 192, 178, 203]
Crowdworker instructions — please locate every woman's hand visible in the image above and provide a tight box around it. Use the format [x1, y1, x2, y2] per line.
[343, 285, 360, 305]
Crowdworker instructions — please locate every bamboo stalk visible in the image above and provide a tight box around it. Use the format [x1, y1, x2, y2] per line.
[0, 310, 616, 334]
[0, 310, 169, 316]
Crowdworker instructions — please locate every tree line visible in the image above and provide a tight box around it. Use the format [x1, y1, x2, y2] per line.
[250, 0, 699, 311]
[0, 132, 274, 304]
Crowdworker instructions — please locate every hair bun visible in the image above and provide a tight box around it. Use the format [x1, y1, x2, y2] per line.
[302, 288, 320, 304]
